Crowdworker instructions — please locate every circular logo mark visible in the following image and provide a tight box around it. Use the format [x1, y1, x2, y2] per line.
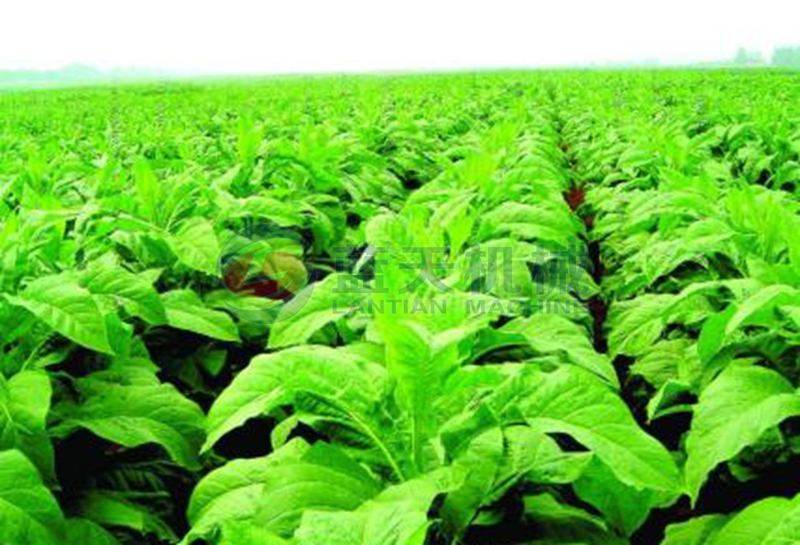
[219, 225, 313, 325]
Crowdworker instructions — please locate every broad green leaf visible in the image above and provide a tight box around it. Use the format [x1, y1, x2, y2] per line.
[294, 470, 453, 545]
[479, 202, 580, 247]
[294, 510, 363, 545]
[697, 304, 737, 364]
[524, 492, 608, 531]
[252, 443, 382, 537]
[513, 428, 593, 487]
[198, 348, 227, 377]
[634, 219, 736, 286]
[724, 285, 798, 334]
[134, 158, 160, 223]
[5, 274, 113, 354]
[76, 491, 176, 542]
[0, 449, 65, 545]
[162, 290, 240, 341]
[630, 339, 699, 389]
[442, 428, 504, 535]
[202, 346, 397, 482]
[218, 520, 289, 545]
[504, 313, 619, 386]
[381, 320, 440, 472]
[708, 493, 800, 545]
[661, 515, 728, 545]
[53, 380, 205, 470]
[522, 492, 626, 545]
[574, 458, 677, 536]
[236, 115, 262, 167]
[80, 260, 167, 325]
[185, 439, 311, 542]
[607, 294, 673, 358]
[685, 365, 800, 503]
[0, 370, 54, 480]
[167, 217, 221, 275]
[269, 273, 364, 349]
[65, 518, 122, 545]
[429, 192, 475, 258]
[232, 196, 307, 227]
[491, 366, 681, 493]
[647, 379, 693, 422]
[698, 285, 799, 362]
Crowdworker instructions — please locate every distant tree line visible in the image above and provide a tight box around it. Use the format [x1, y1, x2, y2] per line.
[734, 48, 764, 65]
[732, 46, 800, 68]
[772, 46, 800, 67]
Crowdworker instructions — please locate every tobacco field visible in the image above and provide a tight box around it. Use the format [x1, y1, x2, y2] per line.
[0, 70, 799, 544]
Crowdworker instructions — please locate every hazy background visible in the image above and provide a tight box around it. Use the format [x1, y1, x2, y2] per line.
[1, 0, 798, 80]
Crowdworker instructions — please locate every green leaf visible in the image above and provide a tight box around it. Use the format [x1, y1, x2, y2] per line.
[633, 219, 736, 287]
[65, 518, 122, 545]
[231, 196, 307, 228]
[708, 493, 800, 545]
[442, 428, 504, 535]
[53, 380, 206, 470]
[607, 294, 672, 358]
[630, 339, 699, 389]
[698, 285, 799, 362]
[522, 492, 626, 545]
[252, 442, 382, 537]
[524, 492, 608, 531]
[685, 365, 800, 503]
[429, 192, 475, 258]
[293, 510, 363, 545]
[198, 348, 227, 377]
[5, 274, 113, 354]
[217, 520, 289, 545]
[162, 290, 240, 341]
[492, 366, 681, 493]
[0, 370, 54, 480]
[80, 260, 167, 325]
[513, 428, 593, 487]
[294, 471, 452, 545]
[0, 449, 65, 545]
[268, 273, 364, 349]
[380, 320, 441, 473]
[134, 158, 161, 223]
[574, 458, 677, 536]
[202, 346, 398, 483]
[647, 379, 693, 422]
[503, 313, 619, 386]
[697, 304, 737, 363]
[185, 439, 311, 542]
[457, 425, 593, 512]
[76, 491, 176, 542]
[479, 202, 580, 247]
[724, 285, 798, 334]
[661, 515, 728, 545]
[167, 217, 221, 275]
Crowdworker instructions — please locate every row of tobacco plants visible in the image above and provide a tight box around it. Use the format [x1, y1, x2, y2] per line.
[0, 70, 798, 544]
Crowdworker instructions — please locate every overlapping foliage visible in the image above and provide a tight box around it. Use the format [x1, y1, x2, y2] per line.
[0, 70, 798, 544]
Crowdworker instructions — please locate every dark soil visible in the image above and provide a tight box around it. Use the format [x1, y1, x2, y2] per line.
[564, 187, 585, 211]
[587, 297, 608, 353]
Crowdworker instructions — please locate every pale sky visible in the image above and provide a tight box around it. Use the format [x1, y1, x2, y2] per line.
[1, 0, 797, 73]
